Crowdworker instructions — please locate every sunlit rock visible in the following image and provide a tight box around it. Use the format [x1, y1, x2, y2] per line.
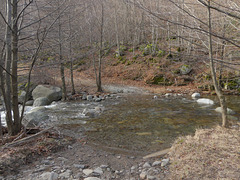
[197, 98, 214, 105]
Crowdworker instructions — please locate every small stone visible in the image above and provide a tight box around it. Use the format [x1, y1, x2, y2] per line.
[59, 169, 72, 179]
[94, 98, 101, 102]
[100, 165, 108, 169]
[87, 95, 93, 101]
[42, 160, 51, 165]
[84, 177, 101, 180]
[68, 145, 73, 149]
[73, 164, 85, 169]
[147, 175, 156, 180]
[82, 94, 87, 100]
[191, 92, 200, 99]
[83, 169, 93, 176]
[57, 157, 68, 162]
[143, 162, 151, 168]
[152, 161, 161, 167]
[39, 172, 58, 180]
[131, 166, 136, 170]
[47, 156, 54, 160]
[117, 155, 121, 159]
[93, 167, 103, 175]
[161, 158, 170, 167]
[140, 172, 147, 179]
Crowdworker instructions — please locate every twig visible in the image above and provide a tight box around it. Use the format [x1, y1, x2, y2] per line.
[2, 127, 53, 149]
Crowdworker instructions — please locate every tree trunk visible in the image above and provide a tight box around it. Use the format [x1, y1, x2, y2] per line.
[58, 2, 66, 100]
[207, 1, 228, 127]
[97, 2, 104, 92]
[68, 15, 75, 95]
[11, 0, 21, 135]
[4, 0, 13, 135]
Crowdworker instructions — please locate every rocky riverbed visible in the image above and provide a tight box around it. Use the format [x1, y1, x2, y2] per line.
[1, 141, 170, 180]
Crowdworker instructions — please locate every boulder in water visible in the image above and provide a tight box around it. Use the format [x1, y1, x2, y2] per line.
[32, 85, 62, 102]
[197, 98, 214, 105]
[191, 92, 200, 99]
[33, 97, 51, 107]
[215, 107, 236, 115]
[22, 107, 49, 128]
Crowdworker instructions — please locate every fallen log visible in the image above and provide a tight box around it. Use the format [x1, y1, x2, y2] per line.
[143, 148, 170, 159]
[2, 127, 53, 149]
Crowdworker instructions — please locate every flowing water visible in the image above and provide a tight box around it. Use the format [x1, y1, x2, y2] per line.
[46, 94, 240, 155]
[1, 94, 239, 155]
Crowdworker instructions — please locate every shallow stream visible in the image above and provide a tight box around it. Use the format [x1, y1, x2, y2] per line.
[47, 94, 240, 155]
[1, 94, 239, 155]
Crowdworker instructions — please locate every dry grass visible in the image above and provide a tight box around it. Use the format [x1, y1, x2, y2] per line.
[168, 126, 240, 180]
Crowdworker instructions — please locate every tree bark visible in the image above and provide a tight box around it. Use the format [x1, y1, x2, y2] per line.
[11, 0, 21, 135]
[207, 1, 228, 128]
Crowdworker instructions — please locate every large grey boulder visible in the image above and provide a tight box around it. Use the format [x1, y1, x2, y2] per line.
[18, 91, 26, 104]
[22, 107, 49, 128]
[33, 97, 51, 107]
[32, 85, 62, 102]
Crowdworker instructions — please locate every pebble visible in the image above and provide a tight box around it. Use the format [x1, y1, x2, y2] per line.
[147, 175, 156, 180]
[93, 167, 103, 175]
[140, 172, 147, 179]
[73, 164, 85, 169]
[100, 164, 108, 169]
[84, 178, 101, 180]
[152, 161, 161, 167]
[57, 157, 68, 162]
[161, 158, 170, 167]
[143, 162, 151, 168]
[83, 169, 93, 176]
[59, 169, 72, 179]
[39, 172, 58, 180]
[117, 155, 121, 159]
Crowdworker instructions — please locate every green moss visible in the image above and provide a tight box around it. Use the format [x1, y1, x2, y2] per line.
[146, 74, 173, 86]
[224, 81, 238, 90]
[132, 54, 139, 60]
[157, 50, 166, 57]
[128, 48, 133, 52]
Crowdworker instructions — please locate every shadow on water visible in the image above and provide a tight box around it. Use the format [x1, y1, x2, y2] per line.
[49, 95, 240, 155]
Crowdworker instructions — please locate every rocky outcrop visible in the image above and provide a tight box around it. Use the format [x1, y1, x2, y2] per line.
[32, 85, 62, 102]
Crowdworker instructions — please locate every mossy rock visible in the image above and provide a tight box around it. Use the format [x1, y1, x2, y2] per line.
[224, 80, 239, 90]
[180, 65, 192, 75]
[146, 75, 173, 86]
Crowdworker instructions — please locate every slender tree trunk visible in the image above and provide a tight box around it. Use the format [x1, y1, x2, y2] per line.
[207, 1, 228, 127]
[4, 0, 13, 134]
[97, 2, 104, 92]
[68, 15, 75, 95]
[114, 5, 120, 57]
[11, 0, 21, 135]
[58, 2, 66, 100]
